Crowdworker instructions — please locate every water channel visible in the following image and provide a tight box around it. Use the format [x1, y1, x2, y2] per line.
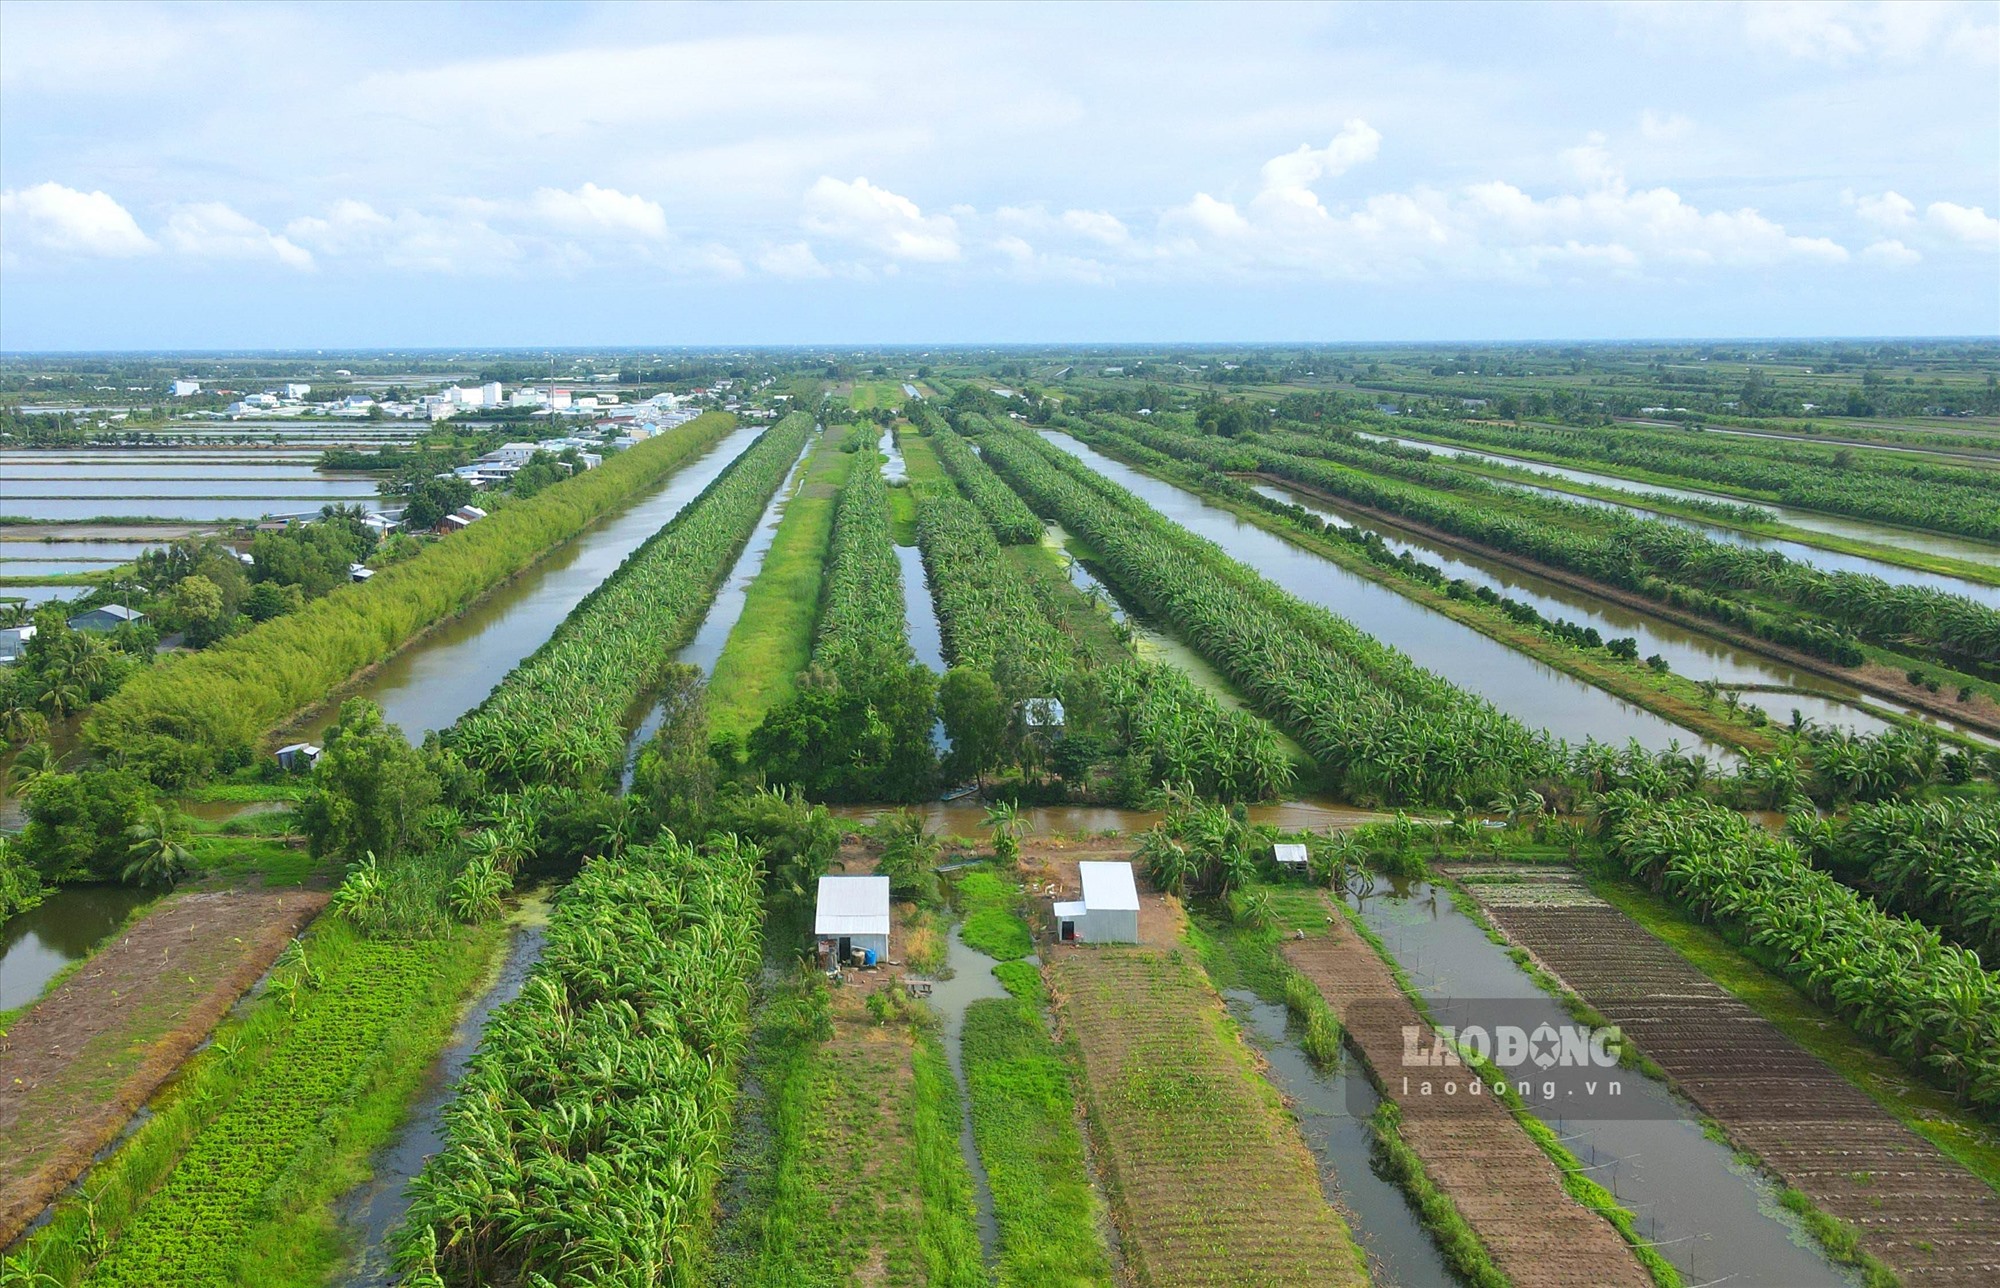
[1041, 431, 1721, 756]
[0, 884, 154, 1010]
[1346, 878, 1854, 1288]
[1355, 431, 2000, 597]
[302, 421, 768, 744]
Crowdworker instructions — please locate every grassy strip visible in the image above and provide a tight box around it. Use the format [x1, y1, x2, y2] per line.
[87, 411, 740, 781]
[1337, 897, 1684, 1288]
[1590, 876, 2000, 1190]
[711, 973, 984, 1287]
[1367, 1101, 1510, 1288]
[957, 867, 1034, 961]
[706, 425, 855, 746]
[10, 917, 503, 1288]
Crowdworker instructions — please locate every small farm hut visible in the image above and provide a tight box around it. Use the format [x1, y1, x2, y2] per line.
[816, 875, 891, 969]
[1019, 697, 1066, 739]
[66, 605, 145, 632]
[1053, 860, 1141, 944]
[274, 743, 322, 772]
[1273, 842, 1310, 872]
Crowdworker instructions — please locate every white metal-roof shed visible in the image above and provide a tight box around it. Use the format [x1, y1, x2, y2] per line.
[1056, 862, 1140, 944]
[1273, 843, 1310, 869]
[816, 875, 891, 965]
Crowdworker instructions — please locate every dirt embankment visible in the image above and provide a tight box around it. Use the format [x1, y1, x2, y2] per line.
[1249, 472, 2000, 738]
[0, 884, 327, 1245]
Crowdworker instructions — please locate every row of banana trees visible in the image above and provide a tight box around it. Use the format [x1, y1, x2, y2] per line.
[394, 833, 765, 1287]
[1600, 793, 2000, 1111]
[87, 411, 741, 785]
[448, 413, 814, 790]
[929, 416, 1043, 543]
[1100, 662, 1294, 803]
[977, 424, 1562, 804]
[1790, 799, 2000, 963]
[913, 484, 1079, 698]
[1189, 417, 1999, 672]
[1382, 415, 2000, 543]
[811, 450, 914, 687]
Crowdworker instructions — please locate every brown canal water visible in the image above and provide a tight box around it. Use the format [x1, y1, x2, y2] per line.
[1222, 988, 1460, 1286]
[1359, 431, 2000, 597]
[0, 884, 153, 1010]
[302, 421, 767, 744]
[1043, 432, 1722, 756]
[1249, 481, 1902, 740]
[1346, 878, 1855, 1288]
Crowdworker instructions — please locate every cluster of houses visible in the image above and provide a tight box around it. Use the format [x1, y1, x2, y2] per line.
[1, 604, 148, 664]
[175, 375, 741, 427]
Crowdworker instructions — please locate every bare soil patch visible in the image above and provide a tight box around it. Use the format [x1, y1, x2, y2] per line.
[0, 883, 326, 1243]
[1460, 868, 2000, 1286]
[1284, 900, 1652, 1288]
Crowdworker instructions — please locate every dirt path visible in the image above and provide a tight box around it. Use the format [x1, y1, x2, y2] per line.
[1246, 471, 2000, 736]
[1459, 866, 2000, 1286]
[1283, 902, 1653, 1288]
[0, 884, 326, 1244]
[1044, 884, 1366, 1287]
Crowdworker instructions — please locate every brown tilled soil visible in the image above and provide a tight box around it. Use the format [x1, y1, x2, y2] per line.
[1284, 899, 1653, 1288]
[1460, 867, 2000, 1286]
[0, 884, 326, 1244]
[1046, 886, 1367, 1287]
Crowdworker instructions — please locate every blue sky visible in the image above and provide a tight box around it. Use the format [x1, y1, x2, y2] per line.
[1, 0, 1995, 349]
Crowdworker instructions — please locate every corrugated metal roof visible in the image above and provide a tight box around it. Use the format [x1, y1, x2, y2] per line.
[815, 876, 891, 936]
[1052, 900, 1087, 919]
[1273, 843, 1310, 866]
[1079, 861, 1140, 912]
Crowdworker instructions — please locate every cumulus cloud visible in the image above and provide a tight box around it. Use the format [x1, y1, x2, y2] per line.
[1709, 1, 1997, 65]
[162, 202, 313, 269]
[1257, 120, 1381, 193]
[0, 182, 156, 259]
[285, 199, 520, 272]
[1927, 201, 2000, 248]
[1854, 190, 1916, 227]
[1852, 191, 2000, 250]
[802, 177, 959, 262]
[758, 240, 831, 279]
[528, 183, 669, 239]
[1860, 238, 1921, 266]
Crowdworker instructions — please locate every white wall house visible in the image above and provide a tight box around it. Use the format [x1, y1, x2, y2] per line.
[1273, 843, 1310, 872]
[1053, 861, 1141, 944]
[283, 383, 312, 400]
[816, 875, 891, 968]
[171, 379, 201, 397]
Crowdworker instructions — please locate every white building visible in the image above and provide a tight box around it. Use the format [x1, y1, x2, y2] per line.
[283, 383, 312, 400]
[551, 388, 573, 410]
[0, 623, 36, 664]
[1273, 842, 1311, 872]
[491, 442, 540, 467]
[480, 381, 503, 406]
[171, 379, 201, 397]
[1053, 861, 1141, 945]
[816, 875, 891, 968]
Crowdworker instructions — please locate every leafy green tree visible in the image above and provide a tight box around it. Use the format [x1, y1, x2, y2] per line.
[632, 664, 715, 836]
[298, 699, 440, 866]
[401, 477, 474, 530]
[169, 574, 229, 647]
[122, 805, 194, 888]
[17, 768, 159, 882]
[939, 666, 1006, 786]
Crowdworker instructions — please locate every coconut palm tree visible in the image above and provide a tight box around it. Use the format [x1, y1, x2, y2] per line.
[123, 806, 193, 889]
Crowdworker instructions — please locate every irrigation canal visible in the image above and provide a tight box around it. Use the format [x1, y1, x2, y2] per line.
[1347, 877, 1855, 1288]
[1356, 430, 2000, 597]
[0, 884, 153, 1011]
[1041, 431, 1725, 756]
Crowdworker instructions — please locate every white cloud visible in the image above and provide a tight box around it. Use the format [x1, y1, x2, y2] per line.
[1927, 200, 2000, 248]
[163, 202, 313, 269]
[758, 241, 831, 279]
[1860, 238, 1921, 266]
[1854, 189, 1917, 227]
[528, 183, 669, 239]
[1061, 209, 1129, 245]
[0, 182, 157, 259]
[286, 200, 520, 273]
[1257, 120, 1381, 192]
[802, 177, 960, 262]
[1638, 109, 1694, 142]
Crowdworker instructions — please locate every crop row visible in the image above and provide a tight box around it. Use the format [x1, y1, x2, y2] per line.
[1098, 660, 1294, 802]
[929, 417, 1043, 542]
[810, 449, 912, 690]
[1240, 420, 2000, 670]
[84, 411, 740, 785]
[1600, 793, 2000, 1111]
[1383, 416, 2000, 542]
[1793, 798, 2000, 963]
[394, 834, 765, 1287]
[77, 937, 445, 1287]
[979, 424, 1559, 803]
[913, 484, 1078, 696]
[447, 412, 813, 789]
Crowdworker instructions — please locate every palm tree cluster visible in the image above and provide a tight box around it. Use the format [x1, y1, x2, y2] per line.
[979, 424, 1558, 804]
[1601, 793, 2000, 1111]
[89, 411, 740, 785]
[928, 416, 1043, 543]
[394, 833, 765, 1287]
[914, 484, 1077, 697]
[1099, 662, 1293, 802]
[451, 413, 814, 790]
[1791, 799, 2000, 963]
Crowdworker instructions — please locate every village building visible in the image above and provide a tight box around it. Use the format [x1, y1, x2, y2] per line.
[1053, 860, 1141, 944]
[66, 604, 145, 633]
[815, 875, 891, 969]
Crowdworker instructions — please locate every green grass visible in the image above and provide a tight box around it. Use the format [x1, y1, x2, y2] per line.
[1591, 876, 2000, 1191]
[956, 868, 1033, 961]
[706, 426, 856, 746]
[847, 380, 911, 412]
[1365, 1101, 1510, 1288]
[12, 916, 506, 1288]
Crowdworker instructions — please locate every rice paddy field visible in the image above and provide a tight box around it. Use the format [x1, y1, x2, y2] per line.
[4, 343, 1998, 1286]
